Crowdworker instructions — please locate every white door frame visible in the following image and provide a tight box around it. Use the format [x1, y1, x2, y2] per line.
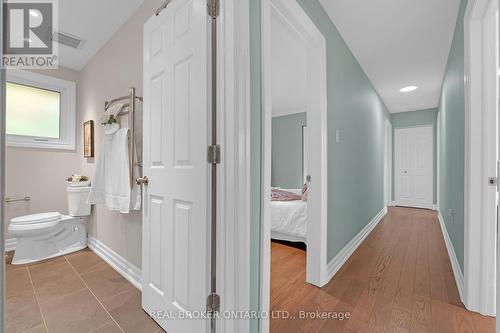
[464, 0, 497, 316]
[394, 124, 434, 210]
[436, 113, 441, 208]
[260, 0, 327, 331]
[216, 0, 251, 332]
[385, 119, 393, 206]
[497, 0, 500, 326]
[0, 1, 5, 329]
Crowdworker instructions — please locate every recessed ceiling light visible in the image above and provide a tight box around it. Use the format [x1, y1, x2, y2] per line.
[400, 85, 418, 92]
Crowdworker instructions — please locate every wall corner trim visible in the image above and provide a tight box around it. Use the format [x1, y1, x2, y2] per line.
[325, 206, 388, 284]
[437, 212, 465, 304]
[87, 235, 142, 290]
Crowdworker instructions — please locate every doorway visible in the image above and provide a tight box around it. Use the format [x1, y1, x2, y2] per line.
[394, 125, 434, 209]
[260, 0, 327, 331]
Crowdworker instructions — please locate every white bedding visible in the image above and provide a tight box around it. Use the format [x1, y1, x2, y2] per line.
[271, 192, 307, 243]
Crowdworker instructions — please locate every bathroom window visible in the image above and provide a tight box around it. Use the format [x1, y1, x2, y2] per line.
[6, 70, 76, 150]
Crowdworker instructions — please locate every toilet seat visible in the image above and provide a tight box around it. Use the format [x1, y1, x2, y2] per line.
[9, 220, 61, 232]
[9, 212, 63, 232]
[10, 212, 62, 225]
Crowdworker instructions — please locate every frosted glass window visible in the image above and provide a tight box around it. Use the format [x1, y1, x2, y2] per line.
[6, 82, 61, 139]
[6, 70, 76, 150]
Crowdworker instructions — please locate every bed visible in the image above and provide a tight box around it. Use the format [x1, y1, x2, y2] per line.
[271, 189, 307, 244]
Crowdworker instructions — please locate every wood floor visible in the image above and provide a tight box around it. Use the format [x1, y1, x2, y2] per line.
[270, 207, 495, 333]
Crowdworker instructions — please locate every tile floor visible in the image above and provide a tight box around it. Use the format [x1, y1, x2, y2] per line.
[5, 248, 165, 333]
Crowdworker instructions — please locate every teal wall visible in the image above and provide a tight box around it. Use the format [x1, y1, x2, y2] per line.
[438, 0, 468, 271]
[249, 0, 261, 331]
[391, 109, 438, 204]
[295, 0, 391, 262]
[272, 113, 307, 188]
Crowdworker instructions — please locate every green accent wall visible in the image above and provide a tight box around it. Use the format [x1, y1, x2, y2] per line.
[272, 113, 307, 188]
[438, 0, 468, 271]
[295, 0, 391, 262]
[391, 109, 438, 204]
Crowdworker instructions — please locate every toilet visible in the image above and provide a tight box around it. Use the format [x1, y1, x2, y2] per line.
[9, 184, 92, 265]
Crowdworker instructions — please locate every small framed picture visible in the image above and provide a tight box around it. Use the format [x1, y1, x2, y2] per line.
[83, 120, 94, 158]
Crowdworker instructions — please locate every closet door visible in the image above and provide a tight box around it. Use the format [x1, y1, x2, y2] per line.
[142, 1, 210, 332]
[395, 125, 433, 209]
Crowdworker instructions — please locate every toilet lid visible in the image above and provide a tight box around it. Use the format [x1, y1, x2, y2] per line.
[10, 212, 62, 225]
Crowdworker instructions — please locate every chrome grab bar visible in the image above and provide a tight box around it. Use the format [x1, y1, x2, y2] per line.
[5, 196, 31, 203]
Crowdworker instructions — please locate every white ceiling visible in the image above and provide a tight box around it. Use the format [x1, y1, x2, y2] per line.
[57, 0, 144, 70]
[271, 10, 308, 117]
[319, 0, 461, 113]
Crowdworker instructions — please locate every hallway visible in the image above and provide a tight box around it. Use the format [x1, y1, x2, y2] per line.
[270, 207, 495, 332]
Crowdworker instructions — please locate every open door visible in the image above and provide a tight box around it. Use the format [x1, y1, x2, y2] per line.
[142, 0, 210, 331]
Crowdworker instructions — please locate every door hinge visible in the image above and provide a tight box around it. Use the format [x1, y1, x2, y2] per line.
[207, 0, 219, 18]
[206, 293, 220, 313]
[207, 145, 221, 164]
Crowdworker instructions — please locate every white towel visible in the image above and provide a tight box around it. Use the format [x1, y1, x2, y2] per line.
[87, 124, 141, 213]
[106, 103, 124, 117]
[101, 103, 126, 125]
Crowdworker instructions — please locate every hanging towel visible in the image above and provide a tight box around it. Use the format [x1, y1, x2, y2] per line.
[87, 124, 141, 213]
[101, 103, 125, 125]
[105, 103, 124, 117]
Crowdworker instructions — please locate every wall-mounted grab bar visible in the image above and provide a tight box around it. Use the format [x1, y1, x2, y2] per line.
[5, 196, 31, 203]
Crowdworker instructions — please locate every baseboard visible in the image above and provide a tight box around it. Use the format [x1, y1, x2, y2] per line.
[437, 212, 465, 303]
[87, 235, 142, 290]
[325, 206, 388, 283]
[5, 238, 17, 252]
[388, 201, 396, 207]
[392, 201, 436, 210]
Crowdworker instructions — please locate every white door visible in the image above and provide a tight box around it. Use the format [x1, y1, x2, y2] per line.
[142, 1, 210, 332]
[395, 126, 433, 209]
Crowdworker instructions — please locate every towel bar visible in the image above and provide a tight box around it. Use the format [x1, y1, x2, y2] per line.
[105, 87, 143, 188]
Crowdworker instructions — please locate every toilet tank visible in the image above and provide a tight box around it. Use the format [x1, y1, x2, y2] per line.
[67, 186, 91, 216]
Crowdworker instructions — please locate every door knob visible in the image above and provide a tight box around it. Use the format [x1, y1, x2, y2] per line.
[136, 176, 149, 186]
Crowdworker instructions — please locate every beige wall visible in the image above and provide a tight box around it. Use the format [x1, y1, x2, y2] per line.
[6, 0, 164, 269]
[77, 0, 164, 268]
[5, 67, 80, 239]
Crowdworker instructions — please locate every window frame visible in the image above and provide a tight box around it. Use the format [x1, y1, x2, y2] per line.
[6, 70, 76, 150]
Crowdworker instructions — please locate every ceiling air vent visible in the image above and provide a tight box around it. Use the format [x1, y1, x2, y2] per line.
[52, 31, 86, 49]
